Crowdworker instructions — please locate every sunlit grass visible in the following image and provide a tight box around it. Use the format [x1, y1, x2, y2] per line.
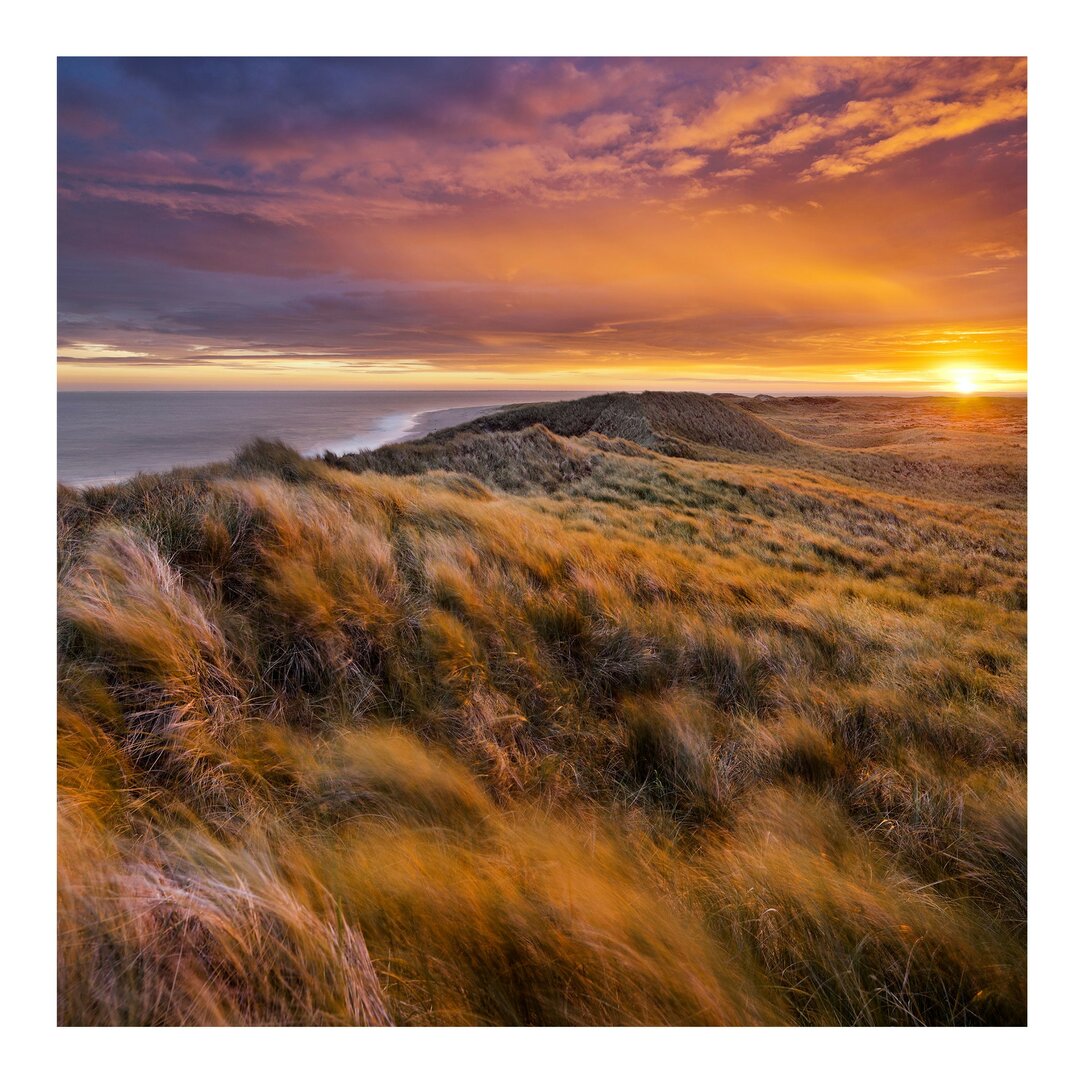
[57, 403, 1026, 1026]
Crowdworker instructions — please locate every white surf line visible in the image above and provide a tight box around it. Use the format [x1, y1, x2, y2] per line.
[393, 412, 425, 443]
[317, 404, 506, 456]
[314, 410, 424, 456]
[60, 470, 132, 490]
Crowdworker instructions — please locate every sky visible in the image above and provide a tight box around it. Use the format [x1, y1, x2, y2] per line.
[57, 57, 1027, 393]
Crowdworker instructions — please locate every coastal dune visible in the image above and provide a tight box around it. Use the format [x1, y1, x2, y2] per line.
[57, 391, 1027, 1025]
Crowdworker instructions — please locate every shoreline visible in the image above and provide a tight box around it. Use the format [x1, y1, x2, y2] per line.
[326, 398, 561, 455]
[319, 401, 521, 457]
[59, 400, 527, 488]
[395, 402, 508, 441]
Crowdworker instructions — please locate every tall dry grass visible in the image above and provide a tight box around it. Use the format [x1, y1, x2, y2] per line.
[58, 422, 1026, 1025]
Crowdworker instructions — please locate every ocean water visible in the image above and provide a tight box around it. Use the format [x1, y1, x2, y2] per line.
[58, 390, 585, 487]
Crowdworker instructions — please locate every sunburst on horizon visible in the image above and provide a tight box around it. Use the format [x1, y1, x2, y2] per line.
[954, 371, 979, 394]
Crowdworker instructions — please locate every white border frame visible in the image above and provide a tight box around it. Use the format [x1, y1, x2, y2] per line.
[5, 2, 1074, 1071]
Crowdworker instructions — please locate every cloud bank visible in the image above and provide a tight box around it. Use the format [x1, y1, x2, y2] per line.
[58, 57, 1027, 390]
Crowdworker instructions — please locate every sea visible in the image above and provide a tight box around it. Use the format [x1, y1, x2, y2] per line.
[58, 390, 587, 487]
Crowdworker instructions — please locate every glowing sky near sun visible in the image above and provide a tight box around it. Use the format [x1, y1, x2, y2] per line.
[57, 57, 1026, 392]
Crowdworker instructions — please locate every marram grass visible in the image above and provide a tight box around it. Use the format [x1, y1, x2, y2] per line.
[58, 396, 1026, 1025]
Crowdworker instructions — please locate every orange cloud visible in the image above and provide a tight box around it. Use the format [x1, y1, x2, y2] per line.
[804, 86, 1027, 180]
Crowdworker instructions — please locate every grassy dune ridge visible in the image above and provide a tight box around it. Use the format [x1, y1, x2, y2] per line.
[57, 393, 1026, 1025]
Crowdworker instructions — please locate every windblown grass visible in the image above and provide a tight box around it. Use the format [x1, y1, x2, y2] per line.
[58, 397, 1026, 1026]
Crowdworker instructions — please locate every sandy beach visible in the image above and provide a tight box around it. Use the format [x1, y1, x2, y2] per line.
[400, 402, 514, 440]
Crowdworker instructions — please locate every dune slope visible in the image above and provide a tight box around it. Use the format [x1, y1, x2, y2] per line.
[57, 393, 1026, 1026]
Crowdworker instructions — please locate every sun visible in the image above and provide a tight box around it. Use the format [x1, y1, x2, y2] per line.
[952, 370, 978, 395]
